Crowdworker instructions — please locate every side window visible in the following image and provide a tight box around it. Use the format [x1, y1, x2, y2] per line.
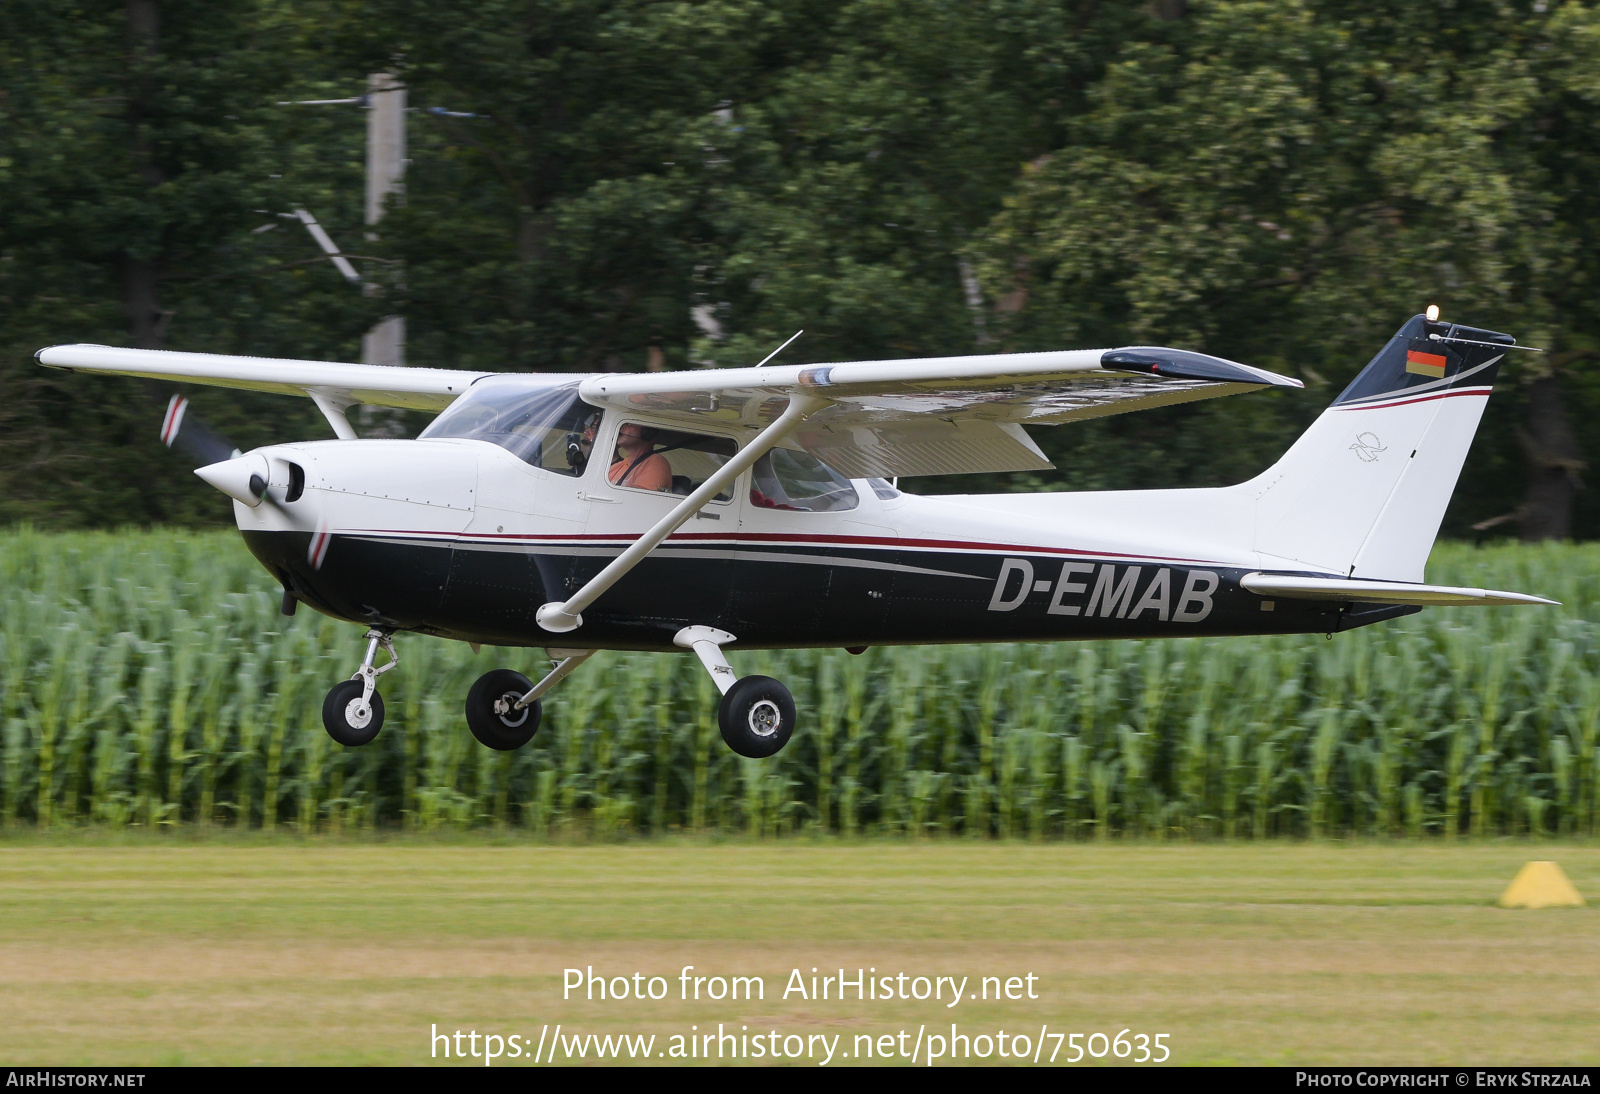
[750, 448, 859, 513]
[609, 423, 737, 501]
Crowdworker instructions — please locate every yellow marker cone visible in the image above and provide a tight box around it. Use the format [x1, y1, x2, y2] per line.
[1499, 861, 1586, 909]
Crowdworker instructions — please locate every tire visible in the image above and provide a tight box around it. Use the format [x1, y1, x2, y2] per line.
[718, 675, 796, 758]
[465, 669, 541, 751]
[322, 678, 384, 746]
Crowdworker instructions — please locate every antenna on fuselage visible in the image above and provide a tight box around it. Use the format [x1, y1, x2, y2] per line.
[753, 329, 804, 368]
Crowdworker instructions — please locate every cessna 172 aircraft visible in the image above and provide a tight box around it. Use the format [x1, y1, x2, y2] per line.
[36, 310, 1553, 758]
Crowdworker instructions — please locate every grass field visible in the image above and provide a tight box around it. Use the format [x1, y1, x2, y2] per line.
[0, 837, 1594, 1066]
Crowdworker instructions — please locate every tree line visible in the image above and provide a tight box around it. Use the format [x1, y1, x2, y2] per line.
[4, 0, 1600, 535]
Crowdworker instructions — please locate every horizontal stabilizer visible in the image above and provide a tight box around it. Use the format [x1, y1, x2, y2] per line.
[1241, 573, 1557, 606]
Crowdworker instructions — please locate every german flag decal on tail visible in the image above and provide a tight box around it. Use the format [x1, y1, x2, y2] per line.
[1405, 346, 1448, 377]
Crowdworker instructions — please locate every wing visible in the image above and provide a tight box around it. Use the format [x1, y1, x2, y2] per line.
[35, 344, 491, 412]
[579, 346, 1302, 478]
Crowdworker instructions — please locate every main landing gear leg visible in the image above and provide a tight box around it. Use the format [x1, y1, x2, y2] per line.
[464, 648, 594, 751]
[322, 628, 397, 747]
[674, 626, 795, 759]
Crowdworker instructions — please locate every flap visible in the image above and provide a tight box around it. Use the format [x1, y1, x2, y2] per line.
[795, 418, 1052, 478]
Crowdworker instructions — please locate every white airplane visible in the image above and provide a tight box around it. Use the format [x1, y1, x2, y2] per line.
[37, 310, 1553, 758]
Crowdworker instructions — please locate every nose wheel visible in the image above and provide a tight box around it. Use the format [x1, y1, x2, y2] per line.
[322, 679, 385, 746]
[322, 628, 397, 747]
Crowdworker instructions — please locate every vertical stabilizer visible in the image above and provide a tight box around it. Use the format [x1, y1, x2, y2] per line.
[1246, 315, 1512, 581]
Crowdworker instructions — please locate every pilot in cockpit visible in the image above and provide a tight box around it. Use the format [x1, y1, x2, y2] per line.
[608, 422, 672, 492]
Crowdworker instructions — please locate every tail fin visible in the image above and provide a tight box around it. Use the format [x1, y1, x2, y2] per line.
[1246, 314, 1513, 581]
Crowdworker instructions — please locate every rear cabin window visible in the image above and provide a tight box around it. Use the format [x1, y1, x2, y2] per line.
[419, 380, 601, 476]
[609, 423, 737, 501]
[750, 448, 859, 512]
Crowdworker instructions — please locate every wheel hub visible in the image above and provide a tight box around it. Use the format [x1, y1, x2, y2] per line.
[344, 697, 373, 729]
[496, 692, 530, 728]
[747, 698, 782, 737]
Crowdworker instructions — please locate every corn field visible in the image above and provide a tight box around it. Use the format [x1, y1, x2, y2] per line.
[2, 527, 1598, 837]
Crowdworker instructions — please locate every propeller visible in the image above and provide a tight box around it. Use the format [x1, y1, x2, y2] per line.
[161, 394, 332, 570]
[161, 395, 240, 467]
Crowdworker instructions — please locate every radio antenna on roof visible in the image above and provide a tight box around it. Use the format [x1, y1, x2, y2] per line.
[754, 329, 804, 368]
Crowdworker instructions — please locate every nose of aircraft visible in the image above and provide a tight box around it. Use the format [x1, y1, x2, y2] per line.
[195, 453, 270, 507]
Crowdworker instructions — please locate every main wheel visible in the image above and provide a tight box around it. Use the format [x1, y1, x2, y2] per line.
[323, 679, 384, 746]
[465, 669, 541, 750]
[718, 675, 796, 758]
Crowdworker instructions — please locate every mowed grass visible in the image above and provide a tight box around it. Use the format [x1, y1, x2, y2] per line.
[0, 838, 1595, 1066]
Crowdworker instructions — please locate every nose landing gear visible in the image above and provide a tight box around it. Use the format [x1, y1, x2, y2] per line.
[674, 626, 796, 758]
[322, 628, 398, 746]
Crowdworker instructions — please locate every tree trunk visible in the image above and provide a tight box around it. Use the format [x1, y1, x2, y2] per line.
[1519, 370, 1582, 541]
[122, 257, 165, 349]
[124, 1, 165, 349]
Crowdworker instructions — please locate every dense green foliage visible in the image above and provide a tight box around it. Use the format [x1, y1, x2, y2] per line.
[7, 2, 1600, 532]
[3, 529, 1596, 837]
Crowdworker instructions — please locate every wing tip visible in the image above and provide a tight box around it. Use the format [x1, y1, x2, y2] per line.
[1102, 347, 1305, 389]
[1492, 592, 1561, 606]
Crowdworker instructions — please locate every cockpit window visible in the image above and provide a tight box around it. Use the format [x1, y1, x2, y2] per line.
[610, 423, 737, 501]
[419, 380, 601, 475]
[751, 447, 859, 512]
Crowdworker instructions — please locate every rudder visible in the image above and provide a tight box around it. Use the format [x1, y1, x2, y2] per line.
[1246, 314, 1513, 581]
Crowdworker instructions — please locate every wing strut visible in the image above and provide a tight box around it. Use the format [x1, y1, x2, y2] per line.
[308, 389, 358, 439]
[535, 394, 828, 633]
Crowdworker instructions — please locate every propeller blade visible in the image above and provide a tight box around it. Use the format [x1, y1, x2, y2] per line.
[307, 515, 333, 570]
[162, 395, 240, 467]
[168, 394, 329, 563]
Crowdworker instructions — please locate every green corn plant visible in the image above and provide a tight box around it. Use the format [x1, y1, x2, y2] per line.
[164, 613, 199, 825]
[814, 656, 839, 832]
[1221, 734, 1243, 838]
[28, 618, 81, 827]
[839, 648, 876, 836]
[193, 629, 234, 826]
[7, 529, 1600, 838]
[1308, 707, 1342, 839]
[57, 624, 111, 824]
[232, 650, 266, 828]
[690, 671, 715, 832]
[131, 648, 168, 828]
[1061, 734, 1086, 837]
[650, 653, 677, 833]
[1253, 739, 1276, 840]
[1025, 691, 1053, 840]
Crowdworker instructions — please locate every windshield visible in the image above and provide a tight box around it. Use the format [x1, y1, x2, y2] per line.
[420, 379, 601, 475]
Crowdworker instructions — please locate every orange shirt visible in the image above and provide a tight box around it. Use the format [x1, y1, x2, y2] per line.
[609, 452, 672, 492]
